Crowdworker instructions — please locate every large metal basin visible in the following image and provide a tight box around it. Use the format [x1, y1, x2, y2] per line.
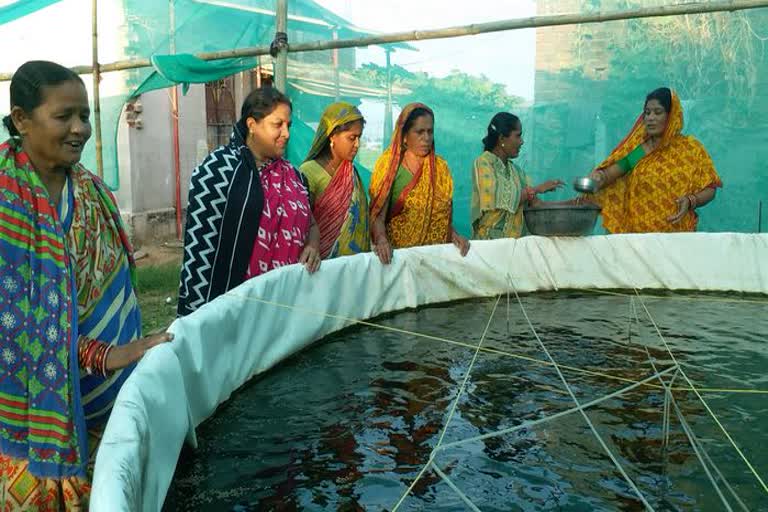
[524, 202, 601, 236]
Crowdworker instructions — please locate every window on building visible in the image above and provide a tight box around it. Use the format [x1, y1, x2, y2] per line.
[205, 76, 236, 150]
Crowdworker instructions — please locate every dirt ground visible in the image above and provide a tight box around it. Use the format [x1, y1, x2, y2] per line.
[134, 240, 184, 267]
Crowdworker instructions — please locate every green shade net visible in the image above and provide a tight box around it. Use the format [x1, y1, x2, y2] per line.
[77, 0, 398, 193]
[2, 0, 765, 235]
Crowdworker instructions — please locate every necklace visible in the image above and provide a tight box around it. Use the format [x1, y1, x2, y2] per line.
[403, 153, 423, 174]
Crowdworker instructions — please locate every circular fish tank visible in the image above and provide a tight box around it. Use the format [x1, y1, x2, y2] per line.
[90, 235, 768, 512]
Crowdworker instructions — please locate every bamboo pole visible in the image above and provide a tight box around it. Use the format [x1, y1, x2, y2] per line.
[275, 0, 288, 92]
[2, 0, 767, 81]
[383, 47, 393, 138]
[91, 0, 104, 178]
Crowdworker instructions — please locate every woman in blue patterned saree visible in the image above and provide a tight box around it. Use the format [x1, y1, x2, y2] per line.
[0, 61, 171, 511]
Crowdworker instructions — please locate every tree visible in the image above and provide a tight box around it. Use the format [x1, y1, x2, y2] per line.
[578, 5, 768, 126]
[354, 63, 525, 114]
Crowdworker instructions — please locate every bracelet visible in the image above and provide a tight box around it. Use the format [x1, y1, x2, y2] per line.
[595, 169, 607, 183]
[84, 341, 100, 374]
[77, 337, 112, 377]
[524, 187, 536, 202]
[101, 343, 113, 376]
[687, 194, 698, 209]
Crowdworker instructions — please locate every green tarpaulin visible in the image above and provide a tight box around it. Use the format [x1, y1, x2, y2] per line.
[0, 0, 62, 26]
[132, 54, 258, 97]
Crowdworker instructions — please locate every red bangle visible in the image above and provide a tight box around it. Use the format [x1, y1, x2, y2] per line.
[84, 340, 99, 368]
[78, 337, 111, 377]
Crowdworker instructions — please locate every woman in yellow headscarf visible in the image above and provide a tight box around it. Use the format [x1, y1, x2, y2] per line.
[300, 102, 373, 260]
[369, 103, 469, 264]
[586, 87, 722, 233]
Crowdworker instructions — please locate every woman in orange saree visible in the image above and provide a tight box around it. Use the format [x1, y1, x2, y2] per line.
[369, 103, 469, 263]
[587, 87, 722, 233]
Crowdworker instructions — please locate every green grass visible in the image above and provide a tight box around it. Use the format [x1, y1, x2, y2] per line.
[135, 262, 180, 335]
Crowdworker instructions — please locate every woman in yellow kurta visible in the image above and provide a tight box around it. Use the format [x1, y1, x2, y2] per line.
[471, 112, 563, 239]
[587, 87, 722, 233]
[369, 103, 469, 263]
[300, 102, 374, 260]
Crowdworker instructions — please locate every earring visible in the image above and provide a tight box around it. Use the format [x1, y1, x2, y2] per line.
[501, 143, 505, 148]
[330, 141, 335, 149]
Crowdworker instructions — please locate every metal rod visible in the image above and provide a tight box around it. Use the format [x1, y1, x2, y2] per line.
[332, 28, 340, 101]
[170, 0, 183, 240]
[3, 0, 767, 81]
[91, 0, 103, 178]
[274, 0, 288, 92]
[664, 393, 671, 444]
[384, 48, 393, 140]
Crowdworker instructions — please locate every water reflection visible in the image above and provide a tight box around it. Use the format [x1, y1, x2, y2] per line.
[165, 293, 768, 511]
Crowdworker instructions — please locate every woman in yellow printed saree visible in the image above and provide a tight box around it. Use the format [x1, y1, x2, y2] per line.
[586, 87, 722, 233]
[471, 112, 563, 239]
[300, 102, 375, 260]
[369, 103, 469, 264]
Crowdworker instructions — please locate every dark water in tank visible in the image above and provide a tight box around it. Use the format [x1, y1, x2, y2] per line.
[164, 291, 768, 511]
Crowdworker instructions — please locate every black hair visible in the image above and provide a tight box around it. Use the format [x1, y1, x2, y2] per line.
[239, 86, 292, 125]
[2, 60, 84, 137]
[645, 87, 672, 113]
[402, 107, 433, 135]
[482, 112, 521, 152]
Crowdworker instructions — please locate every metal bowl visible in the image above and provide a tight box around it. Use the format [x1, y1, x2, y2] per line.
[524, 202, 601, 237]
[573, 176, 598, 194]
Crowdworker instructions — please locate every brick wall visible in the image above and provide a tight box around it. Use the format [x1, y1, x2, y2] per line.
[534, 0, 626, 102]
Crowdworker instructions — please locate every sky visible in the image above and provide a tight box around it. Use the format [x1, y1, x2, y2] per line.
[315, 0, 538, 101]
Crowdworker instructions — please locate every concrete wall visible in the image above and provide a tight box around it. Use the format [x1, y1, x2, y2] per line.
[116, 84, 208, 243]
[116, 115, 134, 212]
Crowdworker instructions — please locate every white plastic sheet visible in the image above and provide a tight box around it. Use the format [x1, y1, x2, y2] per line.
[90, 233, 768, 511]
